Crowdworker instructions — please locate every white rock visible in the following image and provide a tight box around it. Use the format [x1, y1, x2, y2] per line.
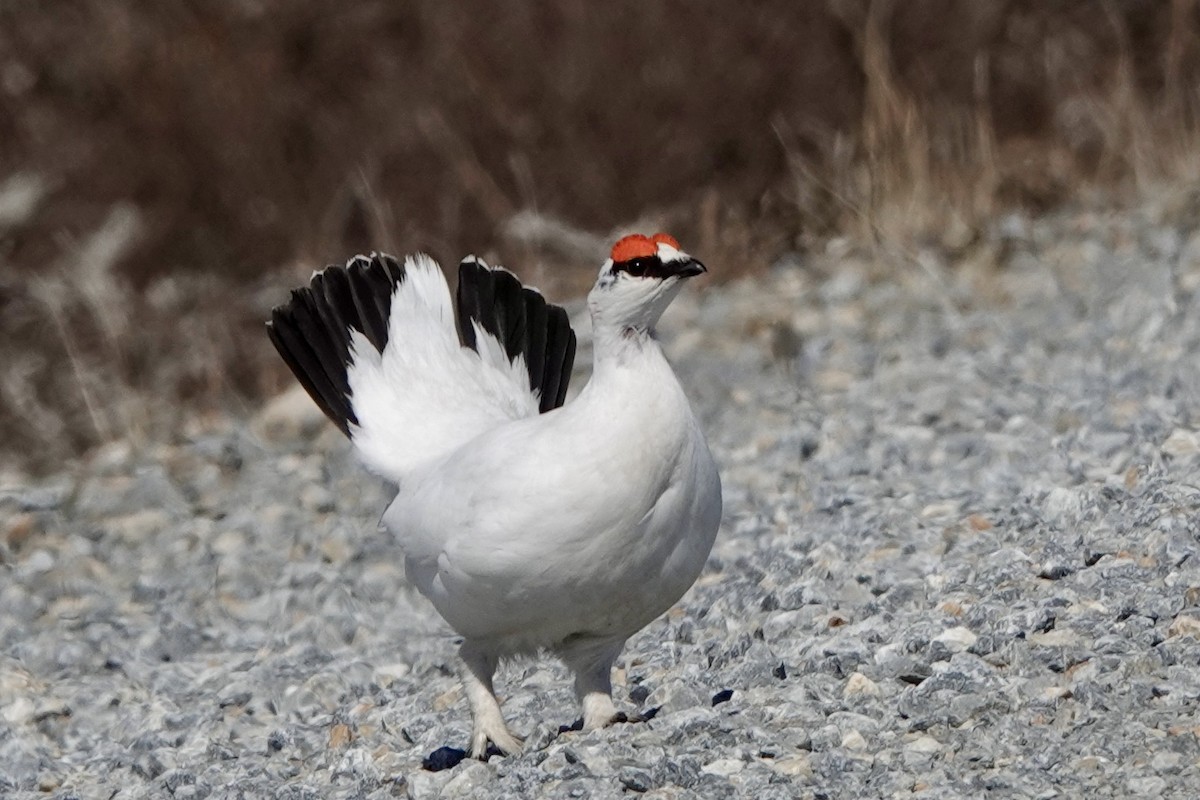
[769, 754, 812, 778]
[701, 758, 745, 777]
[21, 549, 54, 575]
[934, 626, 978, 653]
[843, 672, 880, 698]
[1042, 486, 1084, 525]
[1168, 615, 1200, 639]
[906, 735, 943, 753]
[841, 729, 868, 750]
[440, 761, 493, 797]
[1028, 629, 1081, 647]
[1162, 429, 1200, 457]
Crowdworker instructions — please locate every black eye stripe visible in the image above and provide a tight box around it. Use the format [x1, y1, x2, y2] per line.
[613, 255, 665, 278]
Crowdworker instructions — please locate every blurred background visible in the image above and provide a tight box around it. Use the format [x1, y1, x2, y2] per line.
[2, 0, 1198, 473]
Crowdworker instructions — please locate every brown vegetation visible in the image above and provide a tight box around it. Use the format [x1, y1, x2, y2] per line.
[2, 0, 1199, 471]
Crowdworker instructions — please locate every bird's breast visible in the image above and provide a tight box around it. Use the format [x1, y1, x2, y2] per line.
[385, 354, 721, 645]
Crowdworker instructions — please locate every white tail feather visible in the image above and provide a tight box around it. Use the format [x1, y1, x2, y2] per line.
[346, 256, 538, 482]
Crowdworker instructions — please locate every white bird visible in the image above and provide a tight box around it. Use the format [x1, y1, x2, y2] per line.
[267, 232, 722, 759]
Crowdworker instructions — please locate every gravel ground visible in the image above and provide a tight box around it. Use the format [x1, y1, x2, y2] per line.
[4, 205, 1200, 799]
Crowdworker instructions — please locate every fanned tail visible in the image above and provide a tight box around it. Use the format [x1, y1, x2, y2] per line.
[266, 252, 577, 481]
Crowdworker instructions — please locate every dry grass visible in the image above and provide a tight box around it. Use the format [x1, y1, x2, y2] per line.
[2, 0, 1199, 472]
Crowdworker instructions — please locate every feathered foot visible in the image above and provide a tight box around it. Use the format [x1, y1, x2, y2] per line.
[459, 641, 523, 759]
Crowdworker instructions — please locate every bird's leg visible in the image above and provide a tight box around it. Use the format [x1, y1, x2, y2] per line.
[561, 638, 626, 730]
[458, 641, 523, 758]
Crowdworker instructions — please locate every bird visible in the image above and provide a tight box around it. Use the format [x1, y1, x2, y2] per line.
[266, 232, 722, 759]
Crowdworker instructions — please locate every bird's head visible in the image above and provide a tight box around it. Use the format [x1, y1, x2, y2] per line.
[588, 233, 706, 333]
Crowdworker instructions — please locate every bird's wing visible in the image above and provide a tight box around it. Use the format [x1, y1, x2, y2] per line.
[267, 253, 577, 482]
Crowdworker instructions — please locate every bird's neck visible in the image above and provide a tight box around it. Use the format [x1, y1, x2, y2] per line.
[578, 320, 691, 440]
[585, 321, 690, 419]
[590, 321, 664, 372]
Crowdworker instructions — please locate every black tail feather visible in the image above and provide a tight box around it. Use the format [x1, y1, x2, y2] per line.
[289, 289, 350, 399]
[455, 262, 492, 353]
[541, 305, 575, 410]
[266, 254, 407, 437]
[456, 258, 577, 413]
[522, 291, 549, 400]
[268, 303, 355, 436]
[556, 317, 577, 408]
[311, 267, 355, 365]
[347, 255, 396, 352]
[268, 253, 577, 439]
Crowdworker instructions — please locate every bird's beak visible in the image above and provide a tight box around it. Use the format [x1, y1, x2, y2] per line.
[672, 258, 707, 279]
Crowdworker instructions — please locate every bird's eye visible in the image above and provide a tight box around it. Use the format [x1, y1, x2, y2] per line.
[612, 255, 663, 279]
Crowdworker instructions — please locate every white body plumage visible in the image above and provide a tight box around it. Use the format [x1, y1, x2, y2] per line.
[386, 328, 721, 653]
[267, 233, 721, 758]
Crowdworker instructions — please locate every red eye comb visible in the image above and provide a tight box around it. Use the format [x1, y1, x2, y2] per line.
[611, 233, 682, 262]
[611, 234, 656, 263]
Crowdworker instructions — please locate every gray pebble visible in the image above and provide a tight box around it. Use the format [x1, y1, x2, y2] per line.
[5, 207, 1200, 797]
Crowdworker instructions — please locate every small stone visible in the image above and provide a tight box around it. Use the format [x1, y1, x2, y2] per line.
[700, 758, 744, 777]
[938, 600, 964, 616]
[333, 747, 377, 782]
[373, 662, 411, 686]
[934, 626, 978, 653]
[1028, 629, 1080, 647]
[329, 722, 352, 748]
[267, 730, 289, 752]
[1162, 429, 1200, 457]
[906, 735, 942, 754]
[21, 548, 53, 574]
[1074, 755, 1110, 772]
[3, 512, 35, 548]
[967, 514, 993, 531]
[162, 770, 194, 794]
[107, 509, 171, 545]
[1169, 615, 1200, 639]
[841, 729, 868, 750]
[618, 767, 654, 793]
[770, 755, 812, 778]
[809, 724, 841, 752]
[843, 672, 879, 698]
[1042, 486, 1085, 526]
[711, 689, 734, 706]
[440, 761, 493, 797]
[405, 768, 456, 798]
[133, 752, 166, 780]
[1127, 777, 1168, 795]
[1038, 561, 1074, 580]
[301, 484, 335, 514]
